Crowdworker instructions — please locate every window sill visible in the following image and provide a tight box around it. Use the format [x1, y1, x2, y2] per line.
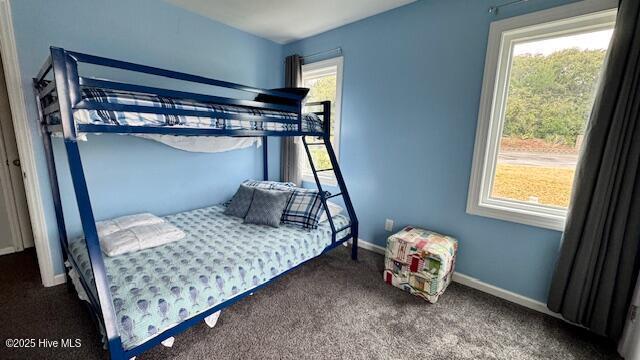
[302, 174, 337, 187]
[466, 200, 566, 231]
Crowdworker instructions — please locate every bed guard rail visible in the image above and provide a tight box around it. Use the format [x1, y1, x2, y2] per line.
[33, 47, 320, 139]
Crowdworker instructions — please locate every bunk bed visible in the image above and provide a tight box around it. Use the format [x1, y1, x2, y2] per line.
[33, 47, 358, 360]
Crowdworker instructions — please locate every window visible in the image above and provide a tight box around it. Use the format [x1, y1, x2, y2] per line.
[300, 56, 343, 185]
[467, 1, 617, 230]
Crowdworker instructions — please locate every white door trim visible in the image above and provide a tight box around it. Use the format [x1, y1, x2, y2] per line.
[0, 0, 59, 287]
[0, 115, 23, 253]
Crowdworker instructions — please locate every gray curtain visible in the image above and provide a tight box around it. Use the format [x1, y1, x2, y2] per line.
[547, 0, 640, 340]
[280, 55, 303, 185]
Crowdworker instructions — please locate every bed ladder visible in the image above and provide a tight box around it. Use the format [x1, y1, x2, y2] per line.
[302, 101, 358, 260]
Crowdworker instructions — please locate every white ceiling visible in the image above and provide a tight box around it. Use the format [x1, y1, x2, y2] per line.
[167, 0, 417, 44]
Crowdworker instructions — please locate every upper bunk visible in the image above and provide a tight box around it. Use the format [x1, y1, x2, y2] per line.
[33, 47, 329, 140]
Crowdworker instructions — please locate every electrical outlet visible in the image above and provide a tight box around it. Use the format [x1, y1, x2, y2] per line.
[384, 219, 394, 232]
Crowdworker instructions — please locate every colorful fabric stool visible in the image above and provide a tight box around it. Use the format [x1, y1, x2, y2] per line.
[383, 226, 458, 303]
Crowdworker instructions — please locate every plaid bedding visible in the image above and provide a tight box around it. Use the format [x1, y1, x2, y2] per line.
[241, 180, 297, 190]
[67, 88, 323, 133]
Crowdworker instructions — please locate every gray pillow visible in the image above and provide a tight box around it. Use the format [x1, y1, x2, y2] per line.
[224, 184, 255, 218]
[244, 188, 291, 227]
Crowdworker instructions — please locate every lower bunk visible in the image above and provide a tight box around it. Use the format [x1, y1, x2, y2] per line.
[66, 204, 351, 356]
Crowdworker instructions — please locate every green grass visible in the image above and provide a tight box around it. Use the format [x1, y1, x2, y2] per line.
[491, 164, 575, 208]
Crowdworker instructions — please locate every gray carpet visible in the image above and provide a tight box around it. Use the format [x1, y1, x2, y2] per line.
[0, 247, 620, 360]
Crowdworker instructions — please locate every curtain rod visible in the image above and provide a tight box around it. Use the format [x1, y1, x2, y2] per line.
[302, 47, 342, 61]
[284, 47, 342, 64]
[489, 0, 530, 15]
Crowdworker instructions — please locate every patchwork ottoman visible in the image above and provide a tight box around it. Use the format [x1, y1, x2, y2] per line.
[383, 226, 458, 303]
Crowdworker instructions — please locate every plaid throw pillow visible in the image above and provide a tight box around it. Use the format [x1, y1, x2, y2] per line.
[281, 188, 326, 230]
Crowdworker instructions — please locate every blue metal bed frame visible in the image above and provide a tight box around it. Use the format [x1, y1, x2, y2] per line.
[32, 47, 358, 360]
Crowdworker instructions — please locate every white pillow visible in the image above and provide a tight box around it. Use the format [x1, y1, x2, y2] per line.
[100, 222, 185, 257]
[319, 201, 344, 222]
[96, 213, 164, 238]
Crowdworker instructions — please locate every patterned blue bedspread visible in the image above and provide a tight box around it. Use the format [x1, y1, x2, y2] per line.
[68, 205, 349, 350]
[65, 88, 323, 133]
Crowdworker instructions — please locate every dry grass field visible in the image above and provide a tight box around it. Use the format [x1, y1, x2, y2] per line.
[491, 164, 575, 208]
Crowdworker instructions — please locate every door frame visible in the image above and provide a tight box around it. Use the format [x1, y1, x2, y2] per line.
[0, 106, 24, 255]
[0, 0, 61, 286]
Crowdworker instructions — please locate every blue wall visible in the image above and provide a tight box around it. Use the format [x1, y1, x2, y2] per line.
[11, 0, 284, 275]
[286, 0, 582, 302]
[11, 0, 587, 302]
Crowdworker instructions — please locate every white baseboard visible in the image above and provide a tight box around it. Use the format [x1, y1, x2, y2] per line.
[355, 238, 386, 255]
[48, 273, 67, 287]
[451, 272, 559, 318]
[0, 246, 16, 256]
[354, 238, 560, 319]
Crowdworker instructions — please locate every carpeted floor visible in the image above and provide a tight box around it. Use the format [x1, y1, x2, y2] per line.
[0, 247, 621, 360]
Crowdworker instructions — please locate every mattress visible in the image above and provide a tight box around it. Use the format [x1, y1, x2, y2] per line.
[60, 88, 323, 133]
[68, 204, 350, 350]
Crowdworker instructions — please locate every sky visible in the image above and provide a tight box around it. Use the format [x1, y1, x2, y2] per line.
[514, 29, 614, 56]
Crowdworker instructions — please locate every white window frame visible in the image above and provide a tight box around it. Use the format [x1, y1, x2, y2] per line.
[467, 0, 617, 231]
[301, 56, 343, 185]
